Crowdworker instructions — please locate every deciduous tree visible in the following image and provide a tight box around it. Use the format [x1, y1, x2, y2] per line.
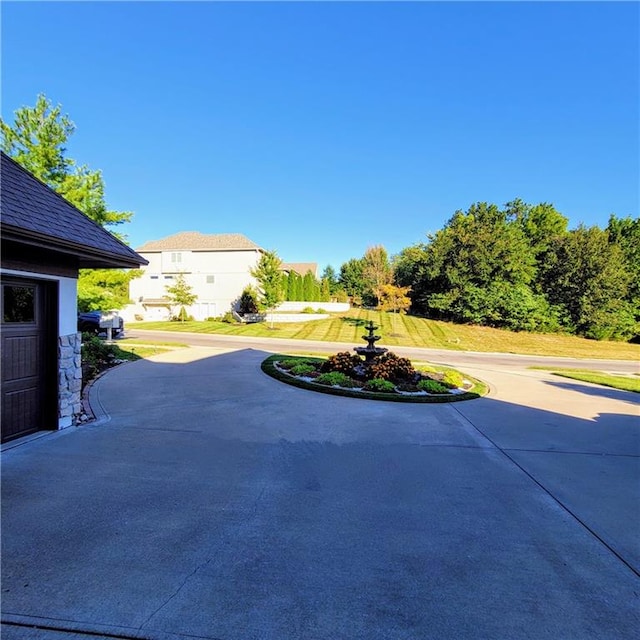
[165, 274, 197, 322]
[540, 225, 634, 339]
[77, 269, 141, 313]
[379, 284, 411, 334]
[362, 245, 393, 307]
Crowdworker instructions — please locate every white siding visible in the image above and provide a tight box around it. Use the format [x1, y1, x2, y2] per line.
[0, 268, 77, 336]
[129, 248, 262, 320]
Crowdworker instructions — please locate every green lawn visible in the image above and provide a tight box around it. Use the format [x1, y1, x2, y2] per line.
[531, 368, 640, 393]
[114, 340, 188, 359]
[130, 308, 640, 361]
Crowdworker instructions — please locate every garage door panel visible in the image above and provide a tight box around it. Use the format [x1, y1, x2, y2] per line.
[3, 334, 40, 380]
[1, 386, 40, 440]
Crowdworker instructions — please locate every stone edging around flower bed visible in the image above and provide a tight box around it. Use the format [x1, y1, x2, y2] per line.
[260, 355, 487, 404]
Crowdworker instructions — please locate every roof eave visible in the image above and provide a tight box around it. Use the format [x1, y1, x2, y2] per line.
[1, 225, 149, 269]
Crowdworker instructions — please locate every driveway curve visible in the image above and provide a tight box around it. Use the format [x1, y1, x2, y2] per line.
[1, 344, 638, 640]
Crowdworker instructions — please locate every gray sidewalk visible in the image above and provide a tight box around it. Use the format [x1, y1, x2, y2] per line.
[2, 346, 638, 639]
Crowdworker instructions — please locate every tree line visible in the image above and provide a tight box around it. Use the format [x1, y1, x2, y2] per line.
[325, 201, 638, 341]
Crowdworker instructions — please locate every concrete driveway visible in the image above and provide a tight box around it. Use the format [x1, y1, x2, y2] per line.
[1, 345, 638, 639]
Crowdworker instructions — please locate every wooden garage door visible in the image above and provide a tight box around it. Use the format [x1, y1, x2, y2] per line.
[1, 277, 55, 443]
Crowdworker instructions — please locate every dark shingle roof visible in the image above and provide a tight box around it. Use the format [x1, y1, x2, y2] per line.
[0, 152, 147, 269]
[136, 231, 261, 252]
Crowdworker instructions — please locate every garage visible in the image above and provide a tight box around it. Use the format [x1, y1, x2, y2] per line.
[0, 152, 147, 444]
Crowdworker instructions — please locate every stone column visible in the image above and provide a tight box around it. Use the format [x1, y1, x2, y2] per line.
[58, 332, 82, 429]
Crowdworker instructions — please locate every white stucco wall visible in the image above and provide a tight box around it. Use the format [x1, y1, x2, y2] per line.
[129, 248, 262, 320]
[1, 268, 77, 336]
[275, 301, 350, 312]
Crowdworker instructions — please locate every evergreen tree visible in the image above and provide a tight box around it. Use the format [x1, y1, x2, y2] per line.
[238, 286, 259, 314]
[339, 258, 366, 302]
[303, 271, 315, 301]
[1, 94, 134, 312]
[294, 272, 304, 301]
[320, 278, 331, 302]
[286, 270, 297, 301]
[321, 265, 340, 295]
[250, 250, 283, 326]
[1, 94, 132, 230]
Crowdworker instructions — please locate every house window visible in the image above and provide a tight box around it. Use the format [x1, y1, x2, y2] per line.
[206, 275, 215, 284]
[171, 252, 182, 264]
[150, 275, 159, 280]
[3, 285, 35, 323]
[164, 275, 174, 280]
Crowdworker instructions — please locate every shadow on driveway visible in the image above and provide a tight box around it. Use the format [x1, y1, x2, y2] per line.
[2, 347, 638, 639]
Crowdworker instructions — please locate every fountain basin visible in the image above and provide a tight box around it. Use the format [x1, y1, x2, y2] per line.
[354, 345, 388, 364]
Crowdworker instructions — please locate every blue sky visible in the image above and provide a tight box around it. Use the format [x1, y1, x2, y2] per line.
[2, 1, 638, 273]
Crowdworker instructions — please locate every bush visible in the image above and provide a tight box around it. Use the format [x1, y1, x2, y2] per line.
[220, 311, 237, 324]
[418, 379, 450, 394]
[316, 308, 327, 314]
[316, 372, 354, 387]
[279, 358, 311, 370]
[441, 370, 464, 389]
[364, 378, 396, 393]
[81, 334, 120, 382]
[291, 363, 316, 376]
[302, 306, 316, 314]
[321, 351, 362, 375]
[238, 286, 259, 315]
[367, 352, 416, 382]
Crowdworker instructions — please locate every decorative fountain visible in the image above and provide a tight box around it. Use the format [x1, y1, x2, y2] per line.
[354, 320, 388, 364]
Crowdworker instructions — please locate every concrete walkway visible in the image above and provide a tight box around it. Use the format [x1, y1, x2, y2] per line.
[1, 346, 638, 639]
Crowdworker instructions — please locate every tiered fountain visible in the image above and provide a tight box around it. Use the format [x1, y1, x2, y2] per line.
[354, 320, 388, 364]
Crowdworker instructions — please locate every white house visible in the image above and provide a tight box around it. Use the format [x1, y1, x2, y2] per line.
[127, 231, 264, 321]
[0, 152, 147, 443]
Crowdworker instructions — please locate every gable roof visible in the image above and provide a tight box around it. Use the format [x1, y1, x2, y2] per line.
[281, 262, 318, 277]
[136, 231, 261, 252]
[0, 152, 147, 269]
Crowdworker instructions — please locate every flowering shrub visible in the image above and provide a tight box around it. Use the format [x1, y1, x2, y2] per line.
[321, 351, 362, 375]
[367, 352, 416, 382]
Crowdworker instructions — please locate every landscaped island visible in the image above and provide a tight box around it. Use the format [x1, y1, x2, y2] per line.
[261, 353, 486, 403]
[261, 321, 486, 403]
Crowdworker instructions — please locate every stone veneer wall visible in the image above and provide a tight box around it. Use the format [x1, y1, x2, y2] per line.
[58, 332, 82, 428]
